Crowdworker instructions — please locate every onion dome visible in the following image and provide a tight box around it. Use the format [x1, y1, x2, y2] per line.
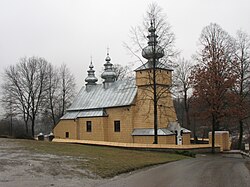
[85, 60, 98, 85]
[142, 21, 164, 62]
[101, 52, 116, 83]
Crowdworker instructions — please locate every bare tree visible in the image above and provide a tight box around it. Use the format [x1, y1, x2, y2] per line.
[1, 57, 50, 137]
[2, 63, 30, 134]
[124, 3, 178, 144]
[113, 64, 133, 81]
[58, 64, 76, 117]
[1, 58, 76, 137]
[44, 63, 76, 127]
[45, 64, 60, 126]
[124, 2, 177, 66]
[0, 91, 16, 136]
[191, 23, 238, 153]
[173, 58, 193, 129]
[233, 30, 250, 149]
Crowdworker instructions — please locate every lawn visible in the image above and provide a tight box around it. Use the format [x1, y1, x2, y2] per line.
[16, 139, 189, 178]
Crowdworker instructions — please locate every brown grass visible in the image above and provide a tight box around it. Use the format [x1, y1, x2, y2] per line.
[16, 139, 189, 178]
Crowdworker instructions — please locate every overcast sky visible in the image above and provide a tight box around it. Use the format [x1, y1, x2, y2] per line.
[0, 0, 250, 91]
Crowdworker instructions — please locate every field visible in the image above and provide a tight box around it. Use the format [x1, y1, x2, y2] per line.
[18, 138, 189, 177]
[0, 138, 189, 187]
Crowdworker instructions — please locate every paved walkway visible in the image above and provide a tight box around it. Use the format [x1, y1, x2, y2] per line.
[53, 138, 220, 152]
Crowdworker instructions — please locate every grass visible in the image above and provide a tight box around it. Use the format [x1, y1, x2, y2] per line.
[15, 139, 189, 178]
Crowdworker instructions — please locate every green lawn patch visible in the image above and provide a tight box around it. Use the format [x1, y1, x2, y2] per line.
[16, 139, 189, 178]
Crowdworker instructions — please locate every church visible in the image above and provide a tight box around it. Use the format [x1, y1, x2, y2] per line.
[53, 24, 191, 145]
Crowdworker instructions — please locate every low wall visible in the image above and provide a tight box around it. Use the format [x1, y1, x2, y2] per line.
[209, 131, 230, 151]
[53, 138, 221, 153]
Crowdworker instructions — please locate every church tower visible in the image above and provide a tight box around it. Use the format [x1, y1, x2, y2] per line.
[135, 22, 173, 87]
[133, 22, 176, 130]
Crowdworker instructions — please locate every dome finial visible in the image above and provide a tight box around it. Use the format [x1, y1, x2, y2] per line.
[107, 46, 109, 55]
[142, 21, 164, 63]
[105, 47, 111, 62]
[85, 58, 98, 86]
[101, 50, 116, 86]
[89, 56, 94, 68]
[148, 19, 156, 33]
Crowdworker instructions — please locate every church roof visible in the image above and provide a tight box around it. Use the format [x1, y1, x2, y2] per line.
[132, 127, 191, 136]
[61, 109, 108, 119]
[67, 78, 137, 111]
[134, 61, 173, 71]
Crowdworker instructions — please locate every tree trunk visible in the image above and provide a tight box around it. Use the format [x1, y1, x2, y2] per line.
[31, 117, 35, 138]
[185, 109, 190, 130]
[153, 57, 158, 144]
[184, 89, 190, 129]
[25, 120, 29, 135]
[9, 115, 13, 137]
[238, 120, 243, 150]
[211, 115, 215, 153]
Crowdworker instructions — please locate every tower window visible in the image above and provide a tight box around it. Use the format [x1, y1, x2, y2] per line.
[86, 121, 92, 132]
[114, 121, 120, 132]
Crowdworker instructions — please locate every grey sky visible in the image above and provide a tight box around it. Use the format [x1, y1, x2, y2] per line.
[0, 0, 250, 91]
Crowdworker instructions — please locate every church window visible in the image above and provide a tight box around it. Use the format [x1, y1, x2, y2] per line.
[65, 132, 69, 138]
[86, 121, 92, 132]
[114, 121, 120, 132]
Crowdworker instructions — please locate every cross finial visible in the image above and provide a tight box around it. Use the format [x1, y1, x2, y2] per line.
[107, 46, 110, 55]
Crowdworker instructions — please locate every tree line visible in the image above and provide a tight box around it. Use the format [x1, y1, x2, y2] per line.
[1, 57, 75, 137]
[173, 24, 250, 151]
[125, 3, 250, 150]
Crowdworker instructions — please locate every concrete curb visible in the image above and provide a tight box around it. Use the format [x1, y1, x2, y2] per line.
[240, 151, 250, 158]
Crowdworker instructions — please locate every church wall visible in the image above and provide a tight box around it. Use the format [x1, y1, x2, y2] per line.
[53, 120, 77, 139]
[182, 133, 191, 145]
[105, 106, 134, 143]
[133, 68, 177, 130]
[133, 135, 176, 144]
[136, 69, 172, 86]
[132, 86, 177, 129]
[77, 117, 107, 141]
[133, 134, 190, 145]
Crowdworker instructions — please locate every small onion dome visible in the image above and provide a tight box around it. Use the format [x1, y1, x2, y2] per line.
[142, 45, 164, 59]
[101, 53, 116, 82]
[85, 61, 98, 85]
[142, 22, 164, 60]
[105, 53, 111, 62]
